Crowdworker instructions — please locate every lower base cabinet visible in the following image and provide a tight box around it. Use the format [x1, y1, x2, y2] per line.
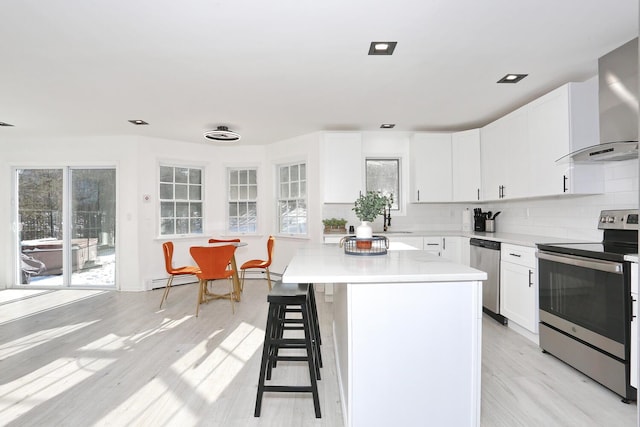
[500, 244, 538, 333]
[441, 236, 462, 264]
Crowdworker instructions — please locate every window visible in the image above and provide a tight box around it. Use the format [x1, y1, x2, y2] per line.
[16, 167, 116, 287]
[159, 165, 203, 236]
[277, 162, 307, 235]
[365, 158, 399, 209]
[228, 168, 258, 233]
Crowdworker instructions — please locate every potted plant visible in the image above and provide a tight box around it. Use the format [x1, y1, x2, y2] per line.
[353, 191, 392, 248]
[322, 217, 348, 233]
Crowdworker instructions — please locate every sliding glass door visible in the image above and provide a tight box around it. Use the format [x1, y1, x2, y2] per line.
[16, 167, 116, 287]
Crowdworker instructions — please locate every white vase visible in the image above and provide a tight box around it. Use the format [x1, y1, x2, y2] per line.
[356, 221, 373, 239]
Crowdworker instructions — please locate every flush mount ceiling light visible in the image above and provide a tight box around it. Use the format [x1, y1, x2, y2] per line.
[380, 123, 396, 129]
[128, 119, 149, 125]
[203, 126, 241, 142]
[368, 41, 397, 55]
[0, 121, 14, 127]
[497, 74, 528, 83]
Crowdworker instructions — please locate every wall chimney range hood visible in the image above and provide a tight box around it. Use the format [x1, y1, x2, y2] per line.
[561, 38, 638, 163]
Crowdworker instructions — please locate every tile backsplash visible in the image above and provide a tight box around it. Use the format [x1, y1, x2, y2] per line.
[323, 160, 638, 241]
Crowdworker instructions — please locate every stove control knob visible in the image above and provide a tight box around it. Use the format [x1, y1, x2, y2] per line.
[600, 216, 607, 223]
[607, 216, 615, 223]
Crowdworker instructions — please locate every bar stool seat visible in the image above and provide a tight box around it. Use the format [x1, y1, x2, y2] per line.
[254, 281, 322, 418]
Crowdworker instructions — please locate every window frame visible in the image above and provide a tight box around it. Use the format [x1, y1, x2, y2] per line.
[226, 167, 259, 235]
[276, 161, 308, 236]
[158, 164, 204, 237]
[365, 157, 400, 211]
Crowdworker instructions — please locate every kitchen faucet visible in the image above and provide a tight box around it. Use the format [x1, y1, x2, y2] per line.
[383, 204, 392, 232]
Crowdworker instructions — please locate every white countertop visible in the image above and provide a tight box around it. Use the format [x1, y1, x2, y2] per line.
[325, 230, 593, 248]
[282, 244, 487, 284]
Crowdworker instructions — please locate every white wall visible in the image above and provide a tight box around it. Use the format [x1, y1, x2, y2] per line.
[0, 134, 281, 291]
[0, 135, 141, 291]
[480, 160, 639, 240]
[265, 132, 322, 274]
[1, 131, 637, 291]
[135, 136, 270, 291]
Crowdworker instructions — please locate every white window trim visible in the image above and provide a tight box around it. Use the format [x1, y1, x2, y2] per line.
[158, 163, 205, 238]
[226, 166, 259, 235]
[275, 160, 308, 237]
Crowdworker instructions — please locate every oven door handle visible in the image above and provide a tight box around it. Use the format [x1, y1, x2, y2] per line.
[536, 251, 624, 274]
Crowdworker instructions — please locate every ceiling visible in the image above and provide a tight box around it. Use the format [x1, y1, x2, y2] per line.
[0, 0, 638, 146]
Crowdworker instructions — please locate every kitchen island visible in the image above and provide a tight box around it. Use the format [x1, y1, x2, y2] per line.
[282, 244, 487, 427]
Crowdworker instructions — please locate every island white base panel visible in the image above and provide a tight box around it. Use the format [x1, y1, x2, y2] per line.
[333, 281, 482, 427]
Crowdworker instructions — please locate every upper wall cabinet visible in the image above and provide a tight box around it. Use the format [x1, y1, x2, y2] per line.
[527, 78, 604, 197]
[410, 133, 452, 202]
[480, 78, 603, 201]
[452, 129, 482, 202]
[480, 108, 530, 200]
[322, 132, 363, 203]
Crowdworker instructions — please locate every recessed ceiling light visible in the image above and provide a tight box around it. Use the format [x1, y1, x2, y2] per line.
[497, 74, 528, 83]
[380, 123, 395, 129]
[0, 121, 14, 127]
[128, 119, 149, 125]
[368, 41, 397, 55]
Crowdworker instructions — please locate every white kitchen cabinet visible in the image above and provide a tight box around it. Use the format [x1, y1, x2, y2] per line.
[631, 262, 638, 389]
[460, 237, 471, 266]
[387, 236, 423, 250]
[441, 236, 462, 263]
[322, 132, 363, 203]
[409, 133, 452, 202]
[527, 78, 604, 197]
[452, 129, 481, 202]
[480, 108, 529, 200]
[500, 244, 538, 333]
[423, 236, 442, 256]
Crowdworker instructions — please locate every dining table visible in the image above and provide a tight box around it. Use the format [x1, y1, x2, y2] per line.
[207, 241, 247, 302]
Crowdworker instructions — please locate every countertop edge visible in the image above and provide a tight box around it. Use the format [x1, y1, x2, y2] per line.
[324, 231, 593, 248]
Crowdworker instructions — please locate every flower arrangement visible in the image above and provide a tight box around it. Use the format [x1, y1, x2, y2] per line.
[353, 191, 392, 222]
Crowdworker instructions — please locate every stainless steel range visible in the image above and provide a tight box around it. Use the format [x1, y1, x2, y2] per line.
[537, 209, 638, 402]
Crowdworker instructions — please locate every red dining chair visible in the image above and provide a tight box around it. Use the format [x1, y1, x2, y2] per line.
[208, 238, 241, 244]
[240, 236, 275, 292]
[190, 245, 237, 317]
[159, 241, 200, 309]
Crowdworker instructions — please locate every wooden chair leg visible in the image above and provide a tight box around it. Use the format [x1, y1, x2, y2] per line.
[196, 279, 204, 317]
[265, 268, 272, 290]
[229, 278, 235, 314]
[159, 275, 175, 309]
[240, 269, 246, 292]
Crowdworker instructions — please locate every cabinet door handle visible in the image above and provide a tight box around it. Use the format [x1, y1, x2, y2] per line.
[563, 175, 568, 193]
[477, 188, 480, 200]
[417, 190, 420, 201]
[528, 269, 533, 287]
[509, 253, 522, 257]
[633, 297, 637, 320]
[426, 243, 439, 246]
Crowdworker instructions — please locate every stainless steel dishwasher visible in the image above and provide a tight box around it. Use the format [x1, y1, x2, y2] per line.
[470, 238, 506, 324]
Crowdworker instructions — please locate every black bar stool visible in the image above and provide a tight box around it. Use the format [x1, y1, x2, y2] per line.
[254, 282, 322, 418]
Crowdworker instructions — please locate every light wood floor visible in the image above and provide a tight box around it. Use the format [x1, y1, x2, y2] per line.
[0, 283, 636, 426]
